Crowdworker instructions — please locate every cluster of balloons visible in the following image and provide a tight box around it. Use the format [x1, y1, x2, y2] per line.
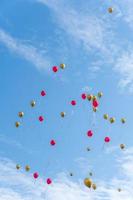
[84, 178, 97, 190]
[16, 164, 52, 184]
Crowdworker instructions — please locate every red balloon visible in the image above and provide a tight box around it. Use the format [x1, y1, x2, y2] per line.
[33, 172, 39, 179]
[41, 90, 46, 96]
[47, 178, 52, 185]
[104, 137, 110, 143]
[39, 116, 44, 122]
[71, 100, 76, 106]
[52, 66, 58, 73]
[81, 93, 86, 100]
[87, 130, 93, 137]
[50, 139, 56, 146]
[92, 100, 99, 108]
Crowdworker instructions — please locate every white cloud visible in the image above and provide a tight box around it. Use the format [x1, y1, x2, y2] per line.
[0, 29, 51, 72]
[114, 50, 133, 93]
[0, 148, 133, 200]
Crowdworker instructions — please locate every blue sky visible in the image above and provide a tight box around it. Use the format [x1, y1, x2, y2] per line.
[0, 0, 133, 199]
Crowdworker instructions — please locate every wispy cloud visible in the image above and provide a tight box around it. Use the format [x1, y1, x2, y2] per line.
[0, 148, 133, 199]
[0, 28, 51, 72]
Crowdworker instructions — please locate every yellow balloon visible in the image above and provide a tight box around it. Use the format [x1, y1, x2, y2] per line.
[98, 92, 103, 98]
[92, 95, 97, 101]
[84, 178, 92, 188]
[25, 165, 30, 172]
[109, 117, 115, 123]
[103, 114, 108, 120]
[120, 144, 125, 150]
[15, 122, 20, 128]
[121, 118, 126, 124]
[89, 172, 93, 176]
[60, 63, 65, 69]
[30, 100, 36, 107]
[87, 94, 93, 101]
[16, 164, 21, 170]
[108, 7, 113, 13]
[92, 183, 97, 190]
[18, 112, 24, 118]
[60, 112, 66, 118]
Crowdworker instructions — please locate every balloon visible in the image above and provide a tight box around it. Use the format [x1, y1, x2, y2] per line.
[121, 118, 126, 124]
[60, 112, 66, 118]
[15, 122, 20, 128]
[47, 178, 52, 184]
[87, 147, 91, 151]
[31, 100, 36, 107]
[92, 100, 99, 108]
[89, 172, 93, 176]
[92, 96, 97, 101]
[109, 117, 115, 123]
[103, 114, 108, 120]
[16, 164, 21, 170]
[93, 107, 97, 112]
[60, 63, 65, 69]
[81, 93, 87, 100]
[104, 137, 110, 143]
[120, 144, 125, 150]
[87, 94, 93, 101]
[98, 92, 103, 98]
[108, 7, 113, 13]
[18, 112, 24, 118]
[50, 139, 56, 146]
[33, 172, 39, 179]
[71, 100, 76, 106]
[70, 172, 73, 176]
[84, 178, 92, 188]
[118, 188, 122, 192]
[87, 130, 93, 137]
[92, 183, 97, 190]
[25, 165, 30, 172]
[52, 66, 58, 73]
[41, 90, 46, 96]
[39, 116, 44, 122]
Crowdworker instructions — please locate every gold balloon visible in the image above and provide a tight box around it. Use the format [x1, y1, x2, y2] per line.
[16, 164, 21, 170]
[60, 63, 65, 69]
[120, 144, 125, 150]
[70, 172, 73, 176]
[93, 107, 97, 112]
[108, 7, 113, 13]
[25, 165, 30, 172]
[121, 118, 126, 124]
[60, 112, 66, 118]
[89, 172, 93, 176]
[109, 117, 115, 123]
[98, 92, 103, 98]
[84, 178, 92, 188]
[87, 94, 93, 101]
[30, 100, 36, 107]
[104, 114, 108, 120]
[18, 112, 24, 118]
[92, 95, 97, 101]
[87, 147, 91, 151]
[15, 122, 20, 128]
[92, 183, 97, 190]
[118, 188, 122, 192]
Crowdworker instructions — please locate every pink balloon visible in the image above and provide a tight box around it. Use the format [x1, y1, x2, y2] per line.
[39, 116, 44, 122]
[92, 100, 99, 108]
[52, 66, 58, 73]
[47, 178, 52, 184]
[81, 93, 86, 100]
[41, 90, 46, 96]
[71, 100, 76, 106]
[33, 172, 39, 179]
[87, 130, 93, 137]
[50, 140, 56, 146]
[104, 137, 110, 143]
